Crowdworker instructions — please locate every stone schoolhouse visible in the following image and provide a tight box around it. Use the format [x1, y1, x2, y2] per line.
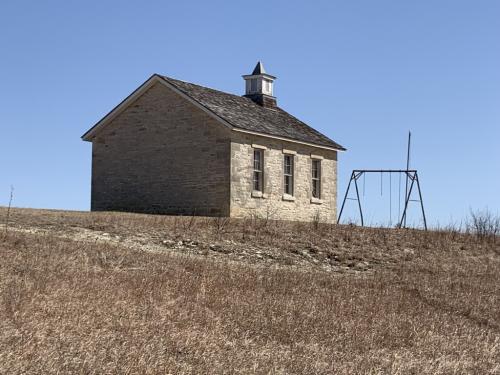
[82, 62, 345, 222]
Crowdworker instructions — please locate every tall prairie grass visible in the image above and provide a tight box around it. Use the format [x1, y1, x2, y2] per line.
[0, 208, 499, 374]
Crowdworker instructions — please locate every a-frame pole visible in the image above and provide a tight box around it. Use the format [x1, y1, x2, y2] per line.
[414, 171, 427, 230]
[399, 172, 416, 228]
[353, 172, 364, 226]
[337, 171, 354, 224]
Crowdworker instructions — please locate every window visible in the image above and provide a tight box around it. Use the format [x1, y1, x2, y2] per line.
[284, 154, 294, 196]
[265, 79, 272, 95]
[250, 79, 257, 93]
[253, 149, 263, 192]
[312, 159, 321, 198]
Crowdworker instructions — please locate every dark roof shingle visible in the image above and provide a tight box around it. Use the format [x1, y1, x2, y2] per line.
[160, 75, 345, 150]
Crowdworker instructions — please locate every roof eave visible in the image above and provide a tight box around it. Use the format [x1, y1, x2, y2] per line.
[82, 74, 346, 152]
[232, 128, 346, 152]
[242, 73, 277, 80]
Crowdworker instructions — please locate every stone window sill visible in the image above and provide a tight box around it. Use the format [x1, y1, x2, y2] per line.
[310, 197, 323, 205]
[251, 191, 267, 199]
[282, 194, 296, 202]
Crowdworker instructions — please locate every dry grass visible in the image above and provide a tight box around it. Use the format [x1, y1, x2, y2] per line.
[0, 207, 499, 374]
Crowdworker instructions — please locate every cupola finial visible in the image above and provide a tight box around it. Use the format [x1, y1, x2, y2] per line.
[252, 61, 266, 75]
[242, 61, 277, 108]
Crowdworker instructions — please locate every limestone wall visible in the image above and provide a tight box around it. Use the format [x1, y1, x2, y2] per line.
[90, 82, 231, 216]
[229, 133, 338, 223]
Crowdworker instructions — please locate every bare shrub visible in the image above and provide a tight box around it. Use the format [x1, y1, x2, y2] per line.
[181, 211, 198, 232]
[467, 209, 500, 242]
[245, 213, 271, 235]
[263, 203, 278, 227]
[210, 215, 230, 238]
[311, 210, 321, 231]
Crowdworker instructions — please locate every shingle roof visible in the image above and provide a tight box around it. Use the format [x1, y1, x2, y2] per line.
[160, 75, 345, 150]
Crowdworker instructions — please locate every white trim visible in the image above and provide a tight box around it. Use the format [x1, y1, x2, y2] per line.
[234, 128, 344, 152]
[310, 154, 324, 160]
[310, 197, 323, 205]
[252, 143, 268, 150]
[282, 194, 296, 202]
[242, 73, 277, 80]
[282, 149, 297, 155]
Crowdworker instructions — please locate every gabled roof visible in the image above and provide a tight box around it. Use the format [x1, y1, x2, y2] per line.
[82, 74, 345, 151]
[158, 76, 345, 150]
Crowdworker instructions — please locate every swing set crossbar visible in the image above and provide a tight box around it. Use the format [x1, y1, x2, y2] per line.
[353, 169, 417, 173]
[337, 169, 427, 230]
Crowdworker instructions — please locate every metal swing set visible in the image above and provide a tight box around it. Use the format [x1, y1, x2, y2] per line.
[337, 132, 428, 230]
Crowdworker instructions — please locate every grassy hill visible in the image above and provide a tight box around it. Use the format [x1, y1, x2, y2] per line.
[1, 207, 499, 374]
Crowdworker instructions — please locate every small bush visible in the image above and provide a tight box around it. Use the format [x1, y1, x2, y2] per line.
[467, 209, 500, 242]
[210, 215, 230, 237]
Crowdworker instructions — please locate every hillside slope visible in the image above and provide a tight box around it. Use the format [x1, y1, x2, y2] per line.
[1, 207, 499, 374]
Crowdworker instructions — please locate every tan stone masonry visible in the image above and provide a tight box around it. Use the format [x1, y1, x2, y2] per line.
[87, 81, 339, 222]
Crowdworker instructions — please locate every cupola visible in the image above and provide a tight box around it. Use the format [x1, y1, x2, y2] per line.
[242, 61, 277, 108]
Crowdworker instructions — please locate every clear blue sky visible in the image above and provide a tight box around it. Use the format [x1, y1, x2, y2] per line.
[1, 0, 499, 227]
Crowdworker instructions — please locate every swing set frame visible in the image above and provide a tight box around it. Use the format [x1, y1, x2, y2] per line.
[337, 169, 427, 230]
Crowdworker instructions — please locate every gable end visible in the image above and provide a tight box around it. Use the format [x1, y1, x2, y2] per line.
[81, 75, 234, 142]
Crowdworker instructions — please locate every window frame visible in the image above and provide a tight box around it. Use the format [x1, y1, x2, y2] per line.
[250, 79, 257, 93]
[311, 159, 321, 199]
[264, 79, 272, 95]
[283, 154, 294, 196]
[253, 149, 264, 193]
